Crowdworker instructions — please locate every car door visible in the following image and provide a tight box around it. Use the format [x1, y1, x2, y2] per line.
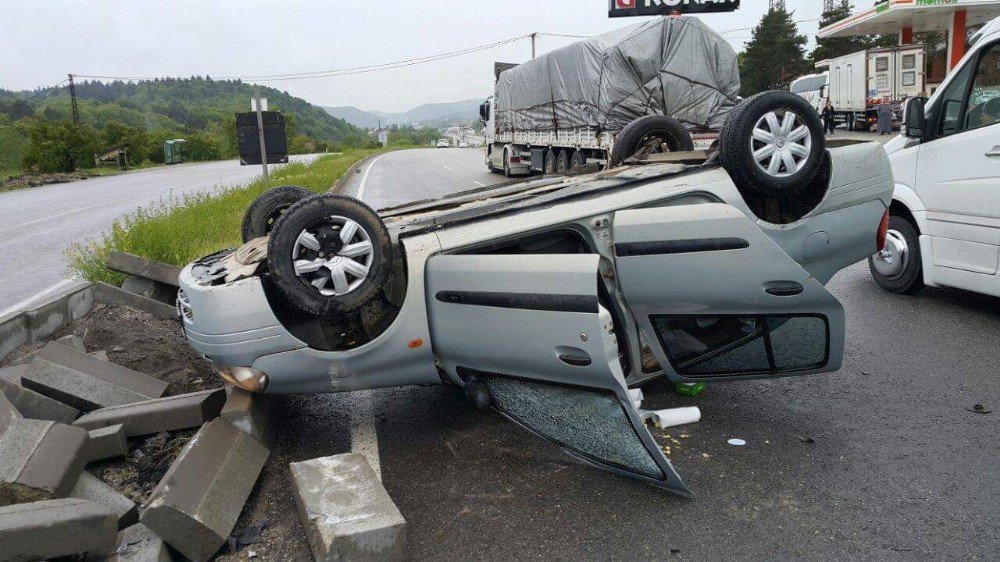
[425, 253, 691, 496]
[916, 39, 1000, 278]
[612, 203, 844, 382]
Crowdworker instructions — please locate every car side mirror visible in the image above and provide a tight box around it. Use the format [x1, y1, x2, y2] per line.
[904, 97, 927, 138]
[479, 102, 488, 123]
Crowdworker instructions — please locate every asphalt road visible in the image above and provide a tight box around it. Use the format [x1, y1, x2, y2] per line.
[259, 143, 996, 559]
[0, 154, 320, 310]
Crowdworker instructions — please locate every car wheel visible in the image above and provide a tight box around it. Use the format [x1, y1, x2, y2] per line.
[267, 194, 393, 316]
[556, 149, 570, 173]
[868, 216, 924, 294]
[719, 90, 824, 198]
[610, 115, 694, 167]
[544, 149, 557, 174]
[570, 150, 586, 170]
[241, 185, 313, 243]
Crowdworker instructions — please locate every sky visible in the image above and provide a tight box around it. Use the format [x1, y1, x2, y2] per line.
[0, 0, 879, 113]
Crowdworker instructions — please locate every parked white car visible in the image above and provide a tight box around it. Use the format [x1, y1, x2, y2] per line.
[436, 139, 450, 148]
[871, 16, 1000, 296]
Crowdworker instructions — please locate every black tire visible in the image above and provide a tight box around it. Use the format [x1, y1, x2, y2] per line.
[570, 150, 586, 170]
[544, 149, 557, 174]
[868, 215, 924, 294]
[267, 194, 393, 316]
[719, 90, 825, 198]
[609, 115, 694, 167]
[241, 185, 313, 243]
[556, 149, 570, 173]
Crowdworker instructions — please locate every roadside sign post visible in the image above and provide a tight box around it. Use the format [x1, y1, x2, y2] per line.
[253, 89, 270, 187]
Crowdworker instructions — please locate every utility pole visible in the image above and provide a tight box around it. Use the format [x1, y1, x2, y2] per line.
[823, 0, 837, 13]
[530, 32, 537, 59]
[769, 0, 785, 11]
[254, 87, 269, 186]
[67, 74, 79, 124]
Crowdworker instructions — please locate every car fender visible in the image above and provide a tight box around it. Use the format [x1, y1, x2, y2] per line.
[890, 181, 928, 234]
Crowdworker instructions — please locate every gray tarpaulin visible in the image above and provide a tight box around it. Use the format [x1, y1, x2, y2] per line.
[495, 16, 740, 134]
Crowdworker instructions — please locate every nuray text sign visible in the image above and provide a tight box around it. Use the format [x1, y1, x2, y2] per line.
[609, 0, 740, 17]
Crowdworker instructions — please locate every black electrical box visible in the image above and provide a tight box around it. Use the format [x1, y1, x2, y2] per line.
[236, 111, 289, 165]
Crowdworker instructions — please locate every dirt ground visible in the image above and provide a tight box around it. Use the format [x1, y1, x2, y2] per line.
[0, 170, 101, 192]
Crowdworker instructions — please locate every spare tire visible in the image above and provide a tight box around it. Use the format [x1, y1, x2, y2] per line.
[719, 91, 824, 197]
[267, 194, 393, 316]
[241, 185, 313, 242]
[610, 115, 694, 167]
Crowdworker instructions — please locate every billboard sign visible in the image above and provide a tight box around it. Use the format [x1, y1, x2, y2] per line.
[609, 0, 740, 17]
[236, 111, 289, 166]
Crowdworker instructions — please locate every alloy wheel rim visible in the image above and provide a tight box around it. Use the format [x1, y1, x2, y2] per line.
[750, 110, 812, 178]
[872, 229, 909, 279]
[291, 215, 374, 296]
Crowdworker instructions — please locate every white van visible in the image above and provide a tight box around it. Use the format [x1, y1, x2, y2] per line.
[871, 17, 1000, 296]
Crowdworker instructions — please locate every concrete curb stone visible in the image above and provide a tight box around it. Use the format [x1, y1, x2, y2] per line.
[140, 418, 269, 562]
[111, 522, 180, 562]
[74, 388, 226, 437]
[0, 376, 80, 424]
[0, 418, 89, 506]
[87, 423, 129, 462]
[94, 282, 179, 320]
[0, 388, 23, 433]
[106, 251, 182, 288]
[290, 453, 406, 562]
[70, 471, 139, 530]
[220, 386, 272, 446]
[0, 498, 118, 561]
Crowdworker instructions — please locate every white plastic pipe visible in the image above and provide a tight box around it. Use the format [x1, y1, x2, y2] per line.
[650, 406, 701, 429]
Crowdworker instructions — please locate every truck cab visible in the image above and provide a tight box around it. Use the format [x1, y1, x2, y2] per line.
[871, 17, 1000, 297]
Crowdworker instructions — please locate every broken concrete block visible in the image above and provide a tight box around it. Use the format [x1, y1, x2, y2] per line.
[0, 418, 89, 505]
[74, 389, 226, 437]
[90, 350, 110, 361]
[57, 334, 87, 352]
[0, 364, 24, 383]
[21, 342, 168, 411]
[141, 419, 268, 562]
[87, 423, 129, 462]
[107, 251, 182, 288]
[290, 453, 407, 562]
[0, 389, 22, 433]
[68, 283, 95, 321]
[0, 377, 80, 423]
[111, 523, 180, 562]
[0, 498, 118, 561]
[95, 282, 179, 320]
[122, 276, 178, 305]
[0, 311, 29, 363]
[220, 387, 272, 446]
[10, 339, 81, 366]
[71, 471, 138, 529]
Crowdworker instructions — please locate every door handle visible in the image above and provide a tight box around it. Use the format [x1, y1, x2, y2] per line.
[986, 146, 1000, 157]
[763, 281, 804, 296]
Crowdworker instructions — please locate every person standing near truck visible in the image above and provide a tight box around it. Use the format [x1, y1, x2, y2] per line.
[877, 99, 893, 135]
[822, 99, 836, 135]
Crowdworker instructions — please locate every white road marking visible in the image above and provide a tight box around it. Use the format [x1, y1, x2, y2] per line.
[0, 277, 84, 317]
[473, 181, 486, 187]
[442, 166, 453, 172]
[350, 390, 381, 481]
[356, 153, 387, 201]
[11, 204, 100, 230]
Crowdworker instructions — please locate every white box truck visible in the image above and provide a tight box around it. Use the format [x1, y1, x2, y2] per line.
[826, 45, 926, 131]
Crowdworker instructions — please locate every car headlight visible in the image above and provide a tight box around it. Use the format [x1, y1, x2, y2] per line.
[215, 365, 269, 393]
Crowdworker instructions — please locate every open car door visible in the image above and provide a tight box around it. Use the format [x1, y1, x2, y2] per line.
[613, 203, 845, 381]
[426, 254, 691, 496]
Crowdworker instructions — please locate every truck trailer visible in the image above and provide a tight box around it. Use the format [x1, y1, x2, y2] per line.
[825, 45, 926, 131]
[481, 16, 740, 176]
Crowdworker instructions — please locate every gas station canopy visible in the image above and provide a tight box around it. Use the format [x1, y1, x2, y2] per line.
[819, 0, 1000, 38]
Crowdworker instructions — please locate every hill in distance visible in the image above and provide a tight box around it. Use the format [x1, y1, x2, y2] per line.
[324, 98, 483, 129]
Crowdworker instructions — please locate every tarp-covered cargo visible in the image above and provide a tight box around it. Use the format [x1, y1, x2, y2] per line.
[495, 16, 740, 134]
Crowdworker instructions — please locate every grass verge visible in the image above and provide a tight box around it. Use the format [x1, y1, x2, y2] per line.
[69, 148, 386, 285]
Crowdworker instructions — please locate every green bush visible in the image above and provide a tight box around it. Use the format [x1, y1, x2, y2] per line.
[21, 119, 99, 173]
[69, 148, 387, 285]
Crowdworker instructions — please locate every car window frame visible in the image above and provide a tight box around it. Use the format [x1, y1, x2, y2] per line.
[932, 38, 1000, 139]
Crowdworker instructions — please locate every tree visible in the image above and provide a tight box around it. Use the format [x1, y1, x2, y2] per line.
[740, 7, 810, 96]
[811, 0, 897, 63]
[21, 120, 98, 173]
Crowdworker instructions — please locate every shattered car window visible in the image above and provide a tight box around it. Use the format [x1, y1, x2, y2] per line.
[484, 376, 664, 480]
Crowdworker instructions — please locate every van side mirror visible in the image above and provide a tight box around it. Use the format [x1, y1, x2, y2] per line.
[903, 97, 926, 138]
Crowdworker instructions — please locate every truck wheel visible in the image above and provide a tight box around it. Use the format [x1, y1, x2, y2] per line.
[267, 194, 393, 316]
[544, 149, 557, 174]
[241, 185, 313, 243]
[610, 115, 694, 167]
[556, 149, 570, 173]
[719, 90, 824, 198]
[868, 216, 924, 294]
[503, 148, 512, 177]
[570, 150, 586, 170]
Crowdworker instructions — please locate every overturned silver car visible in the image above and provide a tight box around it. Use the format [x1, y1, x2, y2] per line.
[177, 92, 893, 496]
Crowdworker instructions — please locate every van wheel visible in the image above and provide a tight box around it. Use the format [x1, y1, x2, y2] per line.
[544, 149, 557, 174]
[869, 216, 924, 294]
[268, 194, 393, 316]
[719, 90, 824, 198]
[241, 185, 313, 243]
[610, 115, 694, 167]
[556, 149, 570, 173]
